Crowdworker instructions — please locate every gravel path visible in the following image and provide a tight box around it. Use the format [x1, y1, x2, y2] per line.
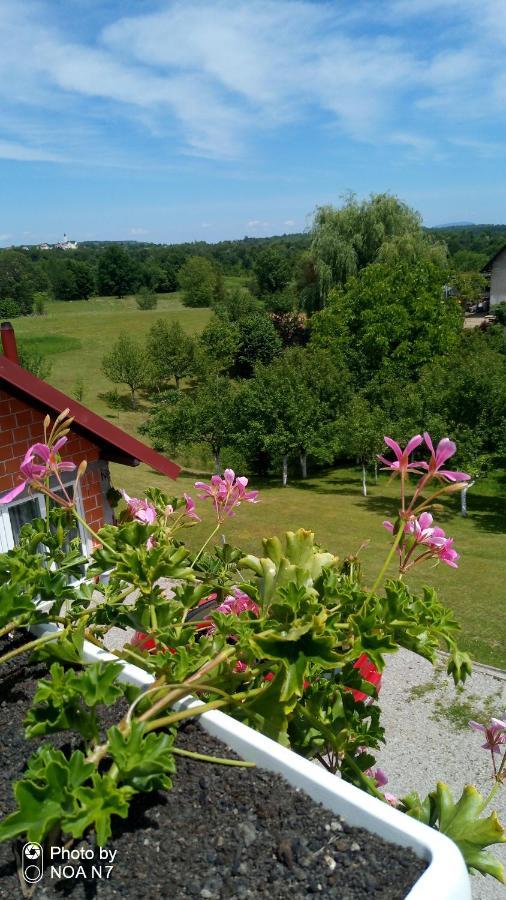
[375, 650, 506, 900]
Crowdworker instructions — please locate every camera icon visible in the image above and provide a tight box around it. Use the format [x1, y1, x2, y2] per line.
[22, 842, 43, 884]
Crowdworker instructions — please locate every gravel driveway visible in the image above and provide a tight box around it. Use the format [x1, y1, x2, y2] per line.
[375, 650, 506, 900]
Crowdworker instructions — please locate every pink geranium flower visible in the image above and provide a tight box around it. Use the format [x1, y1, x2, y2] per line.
[0, 437, 76, 504]
[120, 490, 157, 525]
[383, 513, 460, 569]
[195, 469, 259, 523]
[215, 588, 260, 618]
[183, 493, 201, 522]
[377, 435, 424, 476]
[365, 766, 389, 788]
[469, 715, 506, 755]
[420, 433, 470, 483]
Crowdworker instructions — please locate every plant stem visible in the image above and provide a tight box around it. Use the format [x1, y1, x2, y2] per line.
[137, 646, 236, 724]
[343, 752, 386, 801]
[72, 509, 116, 554]
[0, 619, 22, 639]
[0, 629, 66, 666]
[171, 747, 255, 767]
[191, 524, 220, 569]
[145, 697, 229, 730]
[369, 523, 405, 594]
[478, 779, 501, 815]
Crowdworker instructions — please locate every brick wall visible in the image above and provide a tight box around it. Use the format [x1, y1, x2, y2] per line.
[0, 388, 108, 530]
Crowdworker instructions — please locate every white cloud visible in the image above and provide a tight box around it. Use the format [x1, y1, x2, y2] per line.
[0, 0, 505, 164]
[284, 219, 296, 226]
[0, 139, 64, 162]
[129, 227, 149, 235]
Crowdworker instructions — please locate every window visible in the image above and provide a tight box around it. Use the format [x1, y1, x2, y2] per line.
[0, 481, 90, 556]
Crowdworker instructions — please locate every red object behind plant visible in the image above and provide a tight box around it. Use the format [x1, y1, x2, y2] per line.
[350, 653, 382, 702]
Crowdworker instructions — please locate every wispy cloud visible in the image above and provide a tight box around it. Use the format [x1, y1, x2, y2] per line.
[0, 0, 505, 166]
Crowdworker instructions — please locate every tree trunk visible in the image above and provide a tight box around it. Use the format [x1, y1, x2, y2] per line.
[374, 461, 378, 484]
[213, 450, 221, 474]
[460, 480, 475, 517]
[300, 451, 308, 479]
[175, 375, 180, 390]
[130, 388, 137, 410]
[362, 463, 367, 497]
[282, 455, 288, 487]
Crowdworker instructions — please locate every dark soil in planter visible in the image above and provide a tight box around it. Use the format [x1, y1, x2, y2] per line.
[0, 639, 427, 899]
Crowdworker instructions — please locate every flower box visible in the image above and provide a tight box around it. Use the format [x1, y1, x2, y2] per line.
[28, 623, 471, 899]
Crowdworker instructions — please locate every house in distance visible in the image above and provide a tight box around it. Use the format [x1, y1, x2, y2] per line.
[0, 322, 180, 553]
[482, 243, 506, 308]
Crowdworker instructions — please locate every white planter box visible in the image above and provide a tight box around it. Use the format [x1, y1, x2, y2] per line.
[31, 624, 471, 899]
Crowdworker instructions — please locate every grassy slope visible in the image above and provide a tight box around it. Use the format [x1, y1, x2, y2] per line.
[11, 293, 506, 668]
[14, 292, 211, 434]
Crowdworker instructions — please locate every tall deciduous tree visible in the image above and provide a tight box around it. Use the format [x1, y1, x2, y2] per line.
[97, 245, 139, 298]
[253, 247, 291, 295]
[143, 376, 238, 472]
[146, 320, 196, 389]
[311, 260, 462, 386]
[178, 256, 217, 307]
[233, 313, 282, 378]
[236, 348, 349, 484]
[340, 396, 386, 496]
[102, 334, 148, 409]
[311, 192, 447, 305]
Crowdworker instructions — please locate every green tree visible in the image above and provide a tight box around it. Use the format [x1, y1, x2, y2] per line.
[340, 396, 386, 496]
[102, 334, 148, 409]
[237, 348, 349, 484]
[253, 247, 291, 295]
[199, 315, 241, 375]
[97, 245, 139, 298]
[178, 256, 217, 307]
[311, 260, 462, 386]
[50, 263, 77, 301]
[70, 260, 95, 299]
[144, 376, 238, 472]
[233, 313, 282, 378]
[0, 250, 39, 315]
[311, 192, 447, 305]
[146, 320, 196, 389]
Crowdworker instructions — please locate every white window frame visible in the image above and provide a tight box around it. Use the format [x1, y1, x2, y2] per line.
[0, 479, 91, 557]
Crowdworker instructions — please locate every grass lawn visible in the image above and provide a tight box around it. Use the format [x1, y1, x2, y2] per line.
[8, 294, 506, 669]
[12, 291, 212, 435]
[112, 461, 506, 671]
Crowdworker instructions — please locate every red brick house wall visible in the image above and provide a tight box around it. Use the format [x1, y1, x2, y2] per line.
[0, 389, 108, 531]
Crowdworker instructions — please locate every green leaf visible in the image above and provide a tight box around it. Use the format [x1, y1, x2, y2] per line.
[63, 774, 135, 846]
[405, 782, 506, 883]
[107, 721, 176, 791]
[0, 748, 94, 843]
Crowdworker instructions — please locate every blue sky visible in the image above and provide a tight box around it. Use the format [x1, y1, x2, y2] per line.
[1, 0, 506, 245]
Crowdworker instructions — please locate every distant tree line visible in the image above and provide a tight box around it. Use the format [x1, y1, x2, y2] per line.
[3, 205, 505, 318]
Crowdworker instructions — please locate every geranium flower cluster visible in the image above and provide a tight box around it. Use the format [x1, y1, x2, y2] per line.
[383, 513, 460, 571]
[379, 432, 470, 573]
[195, 469, 259, 523]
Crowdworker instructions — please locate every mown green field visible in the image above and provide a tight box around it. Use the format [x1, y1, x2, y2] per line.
[10, 294, 506, 669]
[13, 292, 212, 434]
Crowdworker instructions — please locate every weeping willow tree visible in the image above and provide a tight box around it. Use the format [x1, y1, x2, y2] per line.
[310, 192, 447, 307]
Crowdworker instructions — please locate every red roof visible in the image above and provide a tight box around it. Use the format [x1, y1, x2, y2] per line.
[0, 353, 180, 479]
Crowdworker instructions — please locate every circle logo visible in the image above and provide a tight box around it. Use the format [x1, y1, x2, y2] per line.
[24, 844, 41, 860]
